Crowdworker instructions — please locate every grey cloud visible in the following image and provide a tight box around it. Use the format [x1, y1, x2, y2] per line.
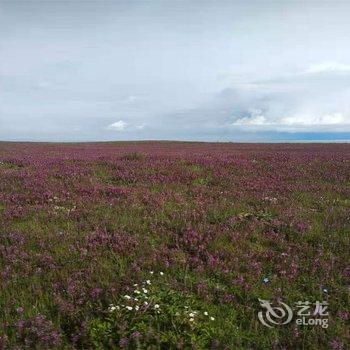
[1, 1, 350, 141]
[158, 66, 350, 133]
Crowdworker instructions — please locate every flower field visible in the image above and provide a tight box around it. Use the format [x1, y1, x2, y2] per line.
[0, 141, 349, 349]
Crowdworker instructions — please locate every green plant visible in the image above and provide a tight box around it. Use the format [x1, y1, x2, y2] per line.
[88, 272, 217, 349]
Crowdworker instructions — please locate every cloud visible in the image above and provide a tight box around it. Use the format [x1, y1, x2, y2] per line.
[230, 112, 349, 132]
[107, 120, 127, 131]
[217, 64, 350, 132]
[158, 62, 350, 135]
[303, 62, 350, 74]
[232, 110, 267, 126]
[135, 124, 145, 130]
[106, 120, 147, 132]
[281, 112, 346, 126]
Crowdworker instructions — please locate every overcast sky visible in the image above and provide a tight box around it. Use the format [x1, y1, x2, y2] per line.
[1, 0, 350, 141]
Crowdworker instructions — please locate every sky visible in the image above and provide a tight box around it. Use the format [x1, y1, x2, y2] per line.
[1, 0, 350, 142]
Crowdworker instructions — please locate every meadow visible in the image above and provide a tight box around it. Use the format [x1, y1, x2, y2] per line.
[0, 142, 349, 349]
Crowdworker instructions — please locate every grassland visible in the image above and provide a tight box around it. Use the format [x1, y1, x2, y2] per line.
[0, 142, 349, 349]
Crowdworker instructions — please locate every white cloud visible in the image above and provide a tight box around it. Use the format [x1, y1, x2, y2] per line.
[232, 110, 267, 126]
[229, 111, 350, 132]
[107, 120, 146, 132]
[107, 120, 127, 131]
[212, 64, 350, 132]
[281, 113, 346, 126]
[126, 95, 138, 103]
[135, 124, 145, 130]
[304, 62, 350, 74]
